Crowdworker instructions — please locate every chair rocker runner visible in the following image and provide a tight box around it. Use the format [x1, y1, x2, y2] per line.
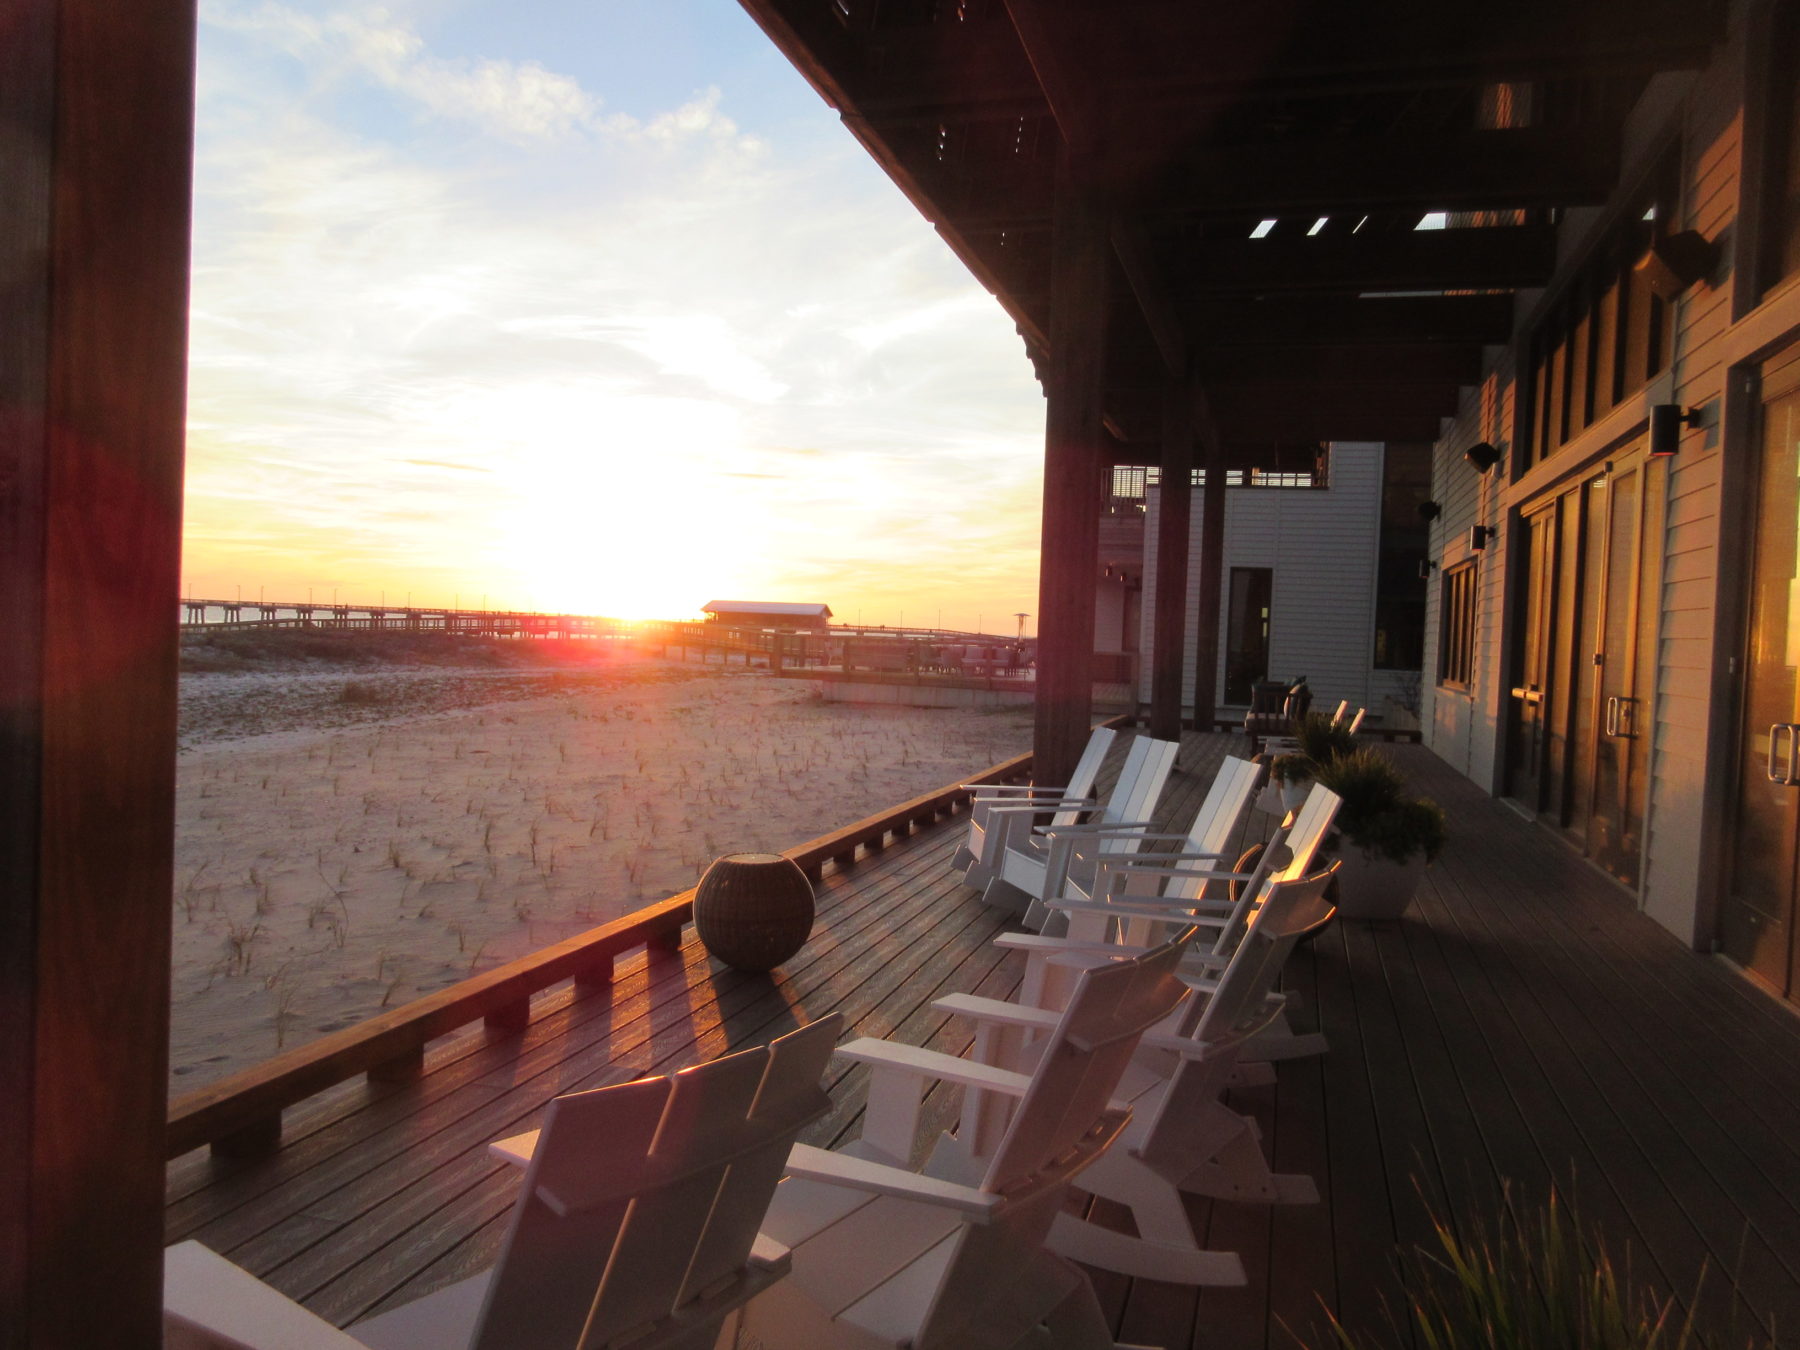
[953, 725, 1116, 889]
[979, 734, 1179, 930]
[731, 935, 1195, 1350]
[164, 1015, 844, 1350]
[937, 868, 1339, 1286]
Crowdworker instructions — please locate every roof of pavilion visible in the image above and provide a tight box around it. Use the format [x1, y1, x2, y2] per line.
[734, 0, 1727, 469]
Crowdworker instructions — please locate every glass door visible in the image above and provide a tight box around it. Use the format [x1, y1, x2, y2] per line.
[1511, 446, 1662, 888]
[1224, 567, 1273, 704]
[1723, 360, 1800, 996]
[1506, 506, 1558, 811]
[1586, 457, 1664, 889]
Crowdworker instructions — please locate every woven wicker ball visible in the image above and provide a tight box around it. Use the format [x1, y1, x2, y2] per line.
[693, 852, 816, 972]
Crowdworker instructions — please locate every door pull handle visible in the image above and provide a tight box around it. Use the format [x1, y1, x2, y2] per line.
[1768, 724, 1800, 785]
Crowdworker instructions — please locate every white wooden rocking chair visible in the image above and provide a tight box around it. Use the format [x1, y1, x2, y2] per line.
[164, 1014, 843, 1350]
[933, 868, 1339, 1286]
[1012, 782, 1341, 1068]
[953, 725, 1117, 889]
[729, 935, 1194, 1349]
[979, 733, 1179, 930]
[988, 753, 1261, 1000]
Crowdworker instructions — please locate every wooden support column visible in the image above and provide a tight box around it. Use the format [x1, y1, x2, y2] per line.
[1033, 148, 1111, 787]
[1192, 434, 1229, 731]
[0, 3, 197, 1344]
[1148, 376, 1194, 740]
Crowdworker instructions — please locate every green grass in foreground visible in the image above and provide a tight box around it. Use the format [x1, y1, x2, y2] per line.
[1320, 1187, 1771, 1350]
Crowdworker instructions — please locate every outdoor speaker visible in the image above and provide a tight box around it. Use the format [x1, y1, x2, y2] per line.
[1649, 404, 1699, 458]
[1464, 441, 1502, 473]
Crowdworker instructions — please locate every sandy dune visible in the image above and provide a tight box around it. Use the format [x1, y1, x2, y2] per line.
[171, 656, 1030, 1090]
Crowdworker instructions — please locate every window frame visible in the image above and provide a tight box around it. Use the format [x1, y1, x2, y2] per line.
[1438, 560, 1480, 690]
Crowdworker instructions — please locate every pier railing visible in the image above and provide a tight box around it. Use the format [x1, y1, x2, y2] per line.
[163, 725, 1130, 1159]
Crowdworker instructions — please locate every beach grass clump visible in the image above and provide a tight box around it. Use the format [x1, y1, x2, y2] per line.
[1323, 1186, 1763, 1350]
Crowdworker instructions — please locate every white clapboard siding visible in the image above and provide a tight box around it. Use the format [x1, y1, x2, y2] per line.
[1640, 50, 1742, 937]
[1137, 443, 1384, 715]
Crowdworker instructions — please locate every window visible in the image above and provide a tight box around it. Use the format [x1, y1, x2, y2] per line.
[1523, 154, 1679, 468]
[1373, 443, 1430, 670]
[1438, 562, 1479, 688]
[1767, 1, 1800, 287]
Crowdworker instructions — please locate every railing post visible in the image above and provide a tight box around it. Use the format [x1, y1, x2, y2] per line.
[368, 1047, 425, 1083]
[484, 999, 530, 1034]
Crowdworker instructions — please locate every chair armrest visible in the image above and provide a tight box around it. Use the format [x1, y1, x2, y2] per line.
[488, 1130, 538, 1169]
[961, 782, 1070, 796]
[1044, 894, 1234, 923]
[1038, 819, 1156, 836]
[1094, 863, 1251, 883]
[833, 1037, 1034, 1097]
[1102, 849, 1232, 864]
[783, 1143, 1001, 1220]
[982, 798, 1097, 816]
[934, 992, 1061, 1032]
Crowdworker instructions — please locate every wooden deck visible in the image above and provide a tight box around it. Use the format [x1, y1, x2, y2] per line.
[165, 734, 1800, 1348]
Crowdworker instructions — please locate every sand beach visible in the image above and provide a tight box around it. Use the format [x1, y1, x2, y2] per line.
[172, 640, 1031, 1090]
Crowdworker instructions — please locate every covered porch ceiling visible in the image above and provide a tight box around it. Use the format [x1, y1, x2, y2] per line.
[736, 0, 1726, 463]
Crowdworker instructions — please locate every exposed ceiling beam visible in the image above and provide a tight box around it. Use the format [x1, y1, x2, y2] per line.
[1188, 294, 1517, 346]
[1109, 216, 1187, 377]
[997, 0, 1091, 153]
[1175, 224, 1557, 295]
[939, 127, 1618, 228]
[1192, 342, 1488, 386]
[845, 1, 1722, 117]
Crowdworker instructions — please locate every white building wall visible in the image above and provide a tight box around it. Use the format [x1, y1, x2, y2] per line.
[1093, 578, 1128, 652]
[1419, 6, 1797, 948]
[1138, 442, 1392, 716]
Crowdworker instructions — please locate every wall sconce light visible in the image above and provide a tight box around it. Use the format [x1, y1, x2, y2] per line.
[1464, 441, 1502, 474]
[1419, 559, 1438, 579]
[1649, 403, 1701, 458]
[1635, 231, 1719, 301]
[1417, 499, 1442, 521]
[1469, 525, 1491, 550]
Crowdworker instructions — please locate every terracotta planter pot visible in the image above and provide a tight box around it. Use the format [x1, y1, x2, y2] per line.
[1331, 849, 1426, 921]
[693, 852, 815, 971]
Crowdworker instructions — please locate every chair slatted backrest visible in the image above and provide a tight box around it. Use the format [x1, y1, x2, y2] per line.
[471, 1015, 840, 1350]
[1172, 781, 1340, 1036]
[1108, 755, 1260, 949]
[1088, 735, 1179, 858]
[973, 726, 1116, 833]
[915, 939, 1192, 1349]
[1042, 726, 1119, 831]
[1139, 869, 1337, 1176]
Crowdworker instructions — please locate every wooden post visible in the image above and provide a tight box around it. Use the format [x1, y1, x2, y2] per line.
[1192, 434, 1229, 730]
[0, 2, 197, 1343]
[1148, 376, 1194, 740]
[1033, 148, 1111, 787]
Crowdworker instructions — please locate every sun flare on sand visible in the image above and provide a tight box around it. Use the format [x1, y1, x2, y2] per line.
[495, 393, 769, 620]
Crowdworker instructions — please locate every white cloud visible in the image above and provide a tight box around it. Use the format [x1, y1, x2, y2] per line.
[185, 1, 1046, 625]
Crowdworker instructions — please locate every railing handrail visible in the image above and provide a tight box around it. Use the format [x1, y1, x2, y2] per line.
[164, 738, 1080, 1159]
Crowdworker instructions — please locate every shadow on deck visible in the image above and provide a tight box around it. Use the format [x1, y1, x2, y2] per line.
[166, 734, 1800, 1348]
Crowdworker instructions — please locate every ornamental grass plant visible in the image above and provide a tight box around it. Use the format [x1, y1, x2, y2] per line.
[1323, 1187, 1768, 1350]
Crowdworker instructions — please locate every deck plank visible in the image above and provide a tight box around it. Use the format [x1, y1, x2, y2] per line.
[167, 735, 1800, 1349]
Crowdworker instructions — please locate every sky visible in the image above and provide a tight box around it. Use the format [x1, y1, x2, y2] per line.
[181, 0, 1048, 629]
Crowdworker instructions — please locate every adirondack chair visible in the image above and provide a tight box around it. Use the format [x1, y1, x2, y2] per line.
[163, 1015, 843, 1350]
[952, 724, 1117, 888]
[933, 868, 1339, 1285]
[987, 754, 1262, 1011]
[979, 734, 1180, 930]
[1017, 783, 1341, 1068]
[729, 935, 1193, 1350]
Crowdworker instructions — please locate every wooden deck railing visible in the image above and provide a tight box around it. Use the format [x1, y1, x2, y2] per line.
[164, 731, 1120, 1160]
